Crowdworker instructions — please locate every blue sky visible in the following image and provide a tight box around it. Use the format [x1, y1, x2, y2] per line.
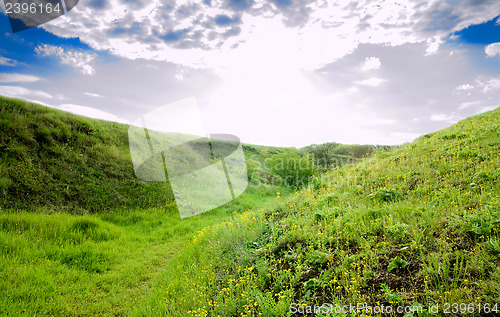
[444, 14, 500, 75]
[453, 15, 500, 45]
[0, 1, 500, 146]
[0, 13, 115, 75]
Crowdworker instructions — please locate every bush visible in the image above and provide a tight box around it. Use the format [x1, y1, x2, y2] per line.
[266, 151, 316, 188]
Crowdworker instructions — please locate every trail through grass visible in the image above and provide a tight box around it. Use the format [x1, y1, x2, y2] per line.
[2, 95, 499, 316]
[0, 185, 285, 316]
[133, 107, 500, 316]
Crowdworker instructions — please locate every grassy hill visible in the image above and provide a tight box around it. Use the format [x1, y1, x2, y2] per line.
[0, 95, 174, 212]
[3, 94, 497, 316]
[0, 95, 367, 213]
[135, 107, 500, 316]
[0, 96, 288, 315]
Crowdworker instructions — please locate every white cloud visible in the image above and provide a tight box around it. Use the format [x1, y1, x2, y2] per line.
[477, 105, 497, 113]
[57, 104, 129, 124]
[485, 42, 500, 58]
[31, 40, 500, 147]
[355, 77, 387, 87]
[455, 83, 474, 91]
[12, 0, 500, 147]
[477, 77, 500, 92]
[458, 100, 481, 110]
[431, 113, 456, 123]
[35, 45, 97, 75]
[0, 73, 42, 83]
[0, 55, 19, 66]
[84, 92, 103, 98]
[361, 57, 381, 71]
[40, 0, 500, 72]
[425, 36, 443, 55]
[0, 85, 53, 99]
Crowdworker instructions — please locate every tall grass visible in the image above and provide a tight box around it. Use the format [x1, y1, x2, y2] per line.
[132, 106, 500, 316]
[0, 184, 283, 316]
[0, 95, 173, 212]
[2, 95, 499, 316]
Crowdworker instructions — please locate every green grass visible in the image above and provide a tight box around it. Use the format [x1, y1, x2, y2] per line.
[2, 95, 499, 316]
[0, 184, 284, 316]
[0, 95, 294, 315]
[132, 106, 500, 316]
[0, 95, 292, 212]
[0, 95, 173, 212]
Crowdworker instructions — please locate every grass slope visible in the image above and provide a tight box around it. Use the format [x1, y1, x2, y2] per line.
[136, 107, 500, 316]
[0, 95, 289, 316]
[0, 96, 173, 212]
[0, 185, 283, 316]
[0, 95, 292, 213]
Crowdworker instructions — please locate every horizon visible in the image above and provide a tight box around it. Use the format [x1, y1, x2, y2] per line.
[0, 1, 500, 147]
[3, 92, 461, 149]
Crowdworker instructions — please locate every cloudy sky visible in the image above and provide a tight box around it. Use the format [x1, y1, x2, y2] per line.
[0, 0, 499, 147]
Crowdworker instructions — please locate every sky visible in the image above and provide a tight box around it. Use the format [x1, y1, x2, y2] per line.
[0, 0, 500, 147]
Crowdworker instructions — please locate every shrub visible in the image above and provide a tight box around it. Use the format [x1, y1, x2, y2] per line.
[267, 151, 316, 188]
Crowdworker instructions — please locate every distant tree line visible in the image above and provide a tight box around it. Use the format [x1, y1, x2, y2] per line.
[301, 142, 392, 169]
[245, 142, 392, 189]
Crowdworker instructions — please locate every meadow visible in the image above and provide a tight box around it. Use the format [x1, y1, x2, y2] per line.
[1, 95, 499, 316]
[0, 184, 289, 316]
[132, 107, 500, 316]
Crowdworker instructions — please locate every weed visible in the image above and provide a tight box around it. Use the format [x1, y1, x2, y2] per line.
[387, 256, 409, 272]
